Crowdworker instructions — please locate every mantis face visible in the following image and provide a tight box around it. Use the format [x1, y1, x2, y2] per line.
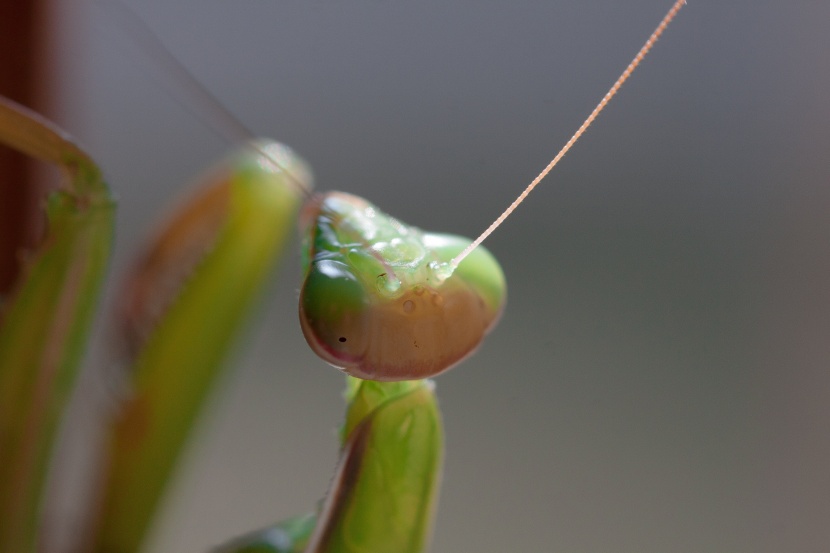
[299, 192, 506, 381]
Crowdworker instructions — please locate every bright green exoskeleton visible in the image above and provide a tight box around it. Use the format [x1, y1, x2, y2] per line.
[305, 377, 443, 553]
[299, 192, 506, 381]
[215, 377, 444, 553]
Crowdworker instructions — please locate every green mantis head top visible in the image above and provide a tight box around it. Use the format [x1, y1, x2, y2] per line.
[299, 192, 506, 381]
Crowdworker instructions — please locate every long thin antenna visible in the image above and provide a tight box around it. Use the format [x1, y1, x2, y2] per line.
[450, 0, 686, 269]
[98, 1, 312, 197]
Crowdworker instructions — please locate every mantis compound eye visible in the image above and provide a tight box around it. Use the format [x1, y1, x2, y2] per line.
[300, 259, 372, 365]
[299, 192, 506, 381]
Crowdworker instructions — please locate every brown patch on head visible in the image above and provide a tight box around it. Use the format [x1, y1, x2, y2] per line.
[311, 278, 497, 382]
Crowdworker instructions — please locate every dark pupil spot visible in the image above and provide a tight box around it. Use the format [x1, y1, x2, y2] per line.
[338, 337, 347, 343]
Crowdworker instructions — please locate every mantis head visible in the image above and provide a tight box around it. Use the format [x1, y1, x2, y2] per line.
[299, 192, 506, 381]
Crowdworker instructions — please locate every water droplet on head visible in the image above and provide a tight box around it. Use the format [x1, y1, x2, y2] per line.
[429, 261, 453, 283]
[376, 272, 401, 295]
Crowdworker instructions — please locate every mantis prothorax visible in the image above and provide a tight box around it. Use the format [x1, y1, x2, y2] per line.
[0, 2, 685, 552]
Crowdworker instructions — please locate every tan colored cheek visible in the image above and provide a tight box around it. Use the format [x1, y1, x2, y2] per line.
[350, 282, 493, 381]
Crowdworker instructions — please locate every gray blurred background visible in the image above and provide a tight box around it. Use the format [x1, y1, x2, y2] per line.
[43, 1, 830, 552]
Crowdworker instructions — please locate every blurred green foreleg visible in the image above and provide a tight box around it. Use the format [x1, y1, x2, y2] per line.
[0, 96, 115, 553]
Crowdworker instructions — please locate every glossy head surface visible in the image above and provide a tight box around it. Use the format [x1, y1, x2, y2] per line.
[299, 192, 505, 381]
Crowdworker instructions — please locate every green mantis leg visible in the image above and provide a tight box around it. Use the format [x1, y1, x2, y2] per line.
[0, 96, 115, 553]
[90, 142, 310, 553]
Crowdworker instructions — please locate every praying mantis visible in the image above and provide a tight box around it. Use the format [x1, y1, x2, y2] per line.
[0, 4, 696, 551]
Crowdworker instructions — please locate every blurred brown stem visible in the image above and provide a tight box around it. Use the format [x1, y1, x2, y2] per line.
[0, 0, 50, 295]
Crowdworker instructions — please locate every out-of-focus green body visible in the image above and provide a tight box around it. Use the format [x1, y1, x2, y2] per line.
[94, 143, 309, 553]
[0, 97, 114, 553]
